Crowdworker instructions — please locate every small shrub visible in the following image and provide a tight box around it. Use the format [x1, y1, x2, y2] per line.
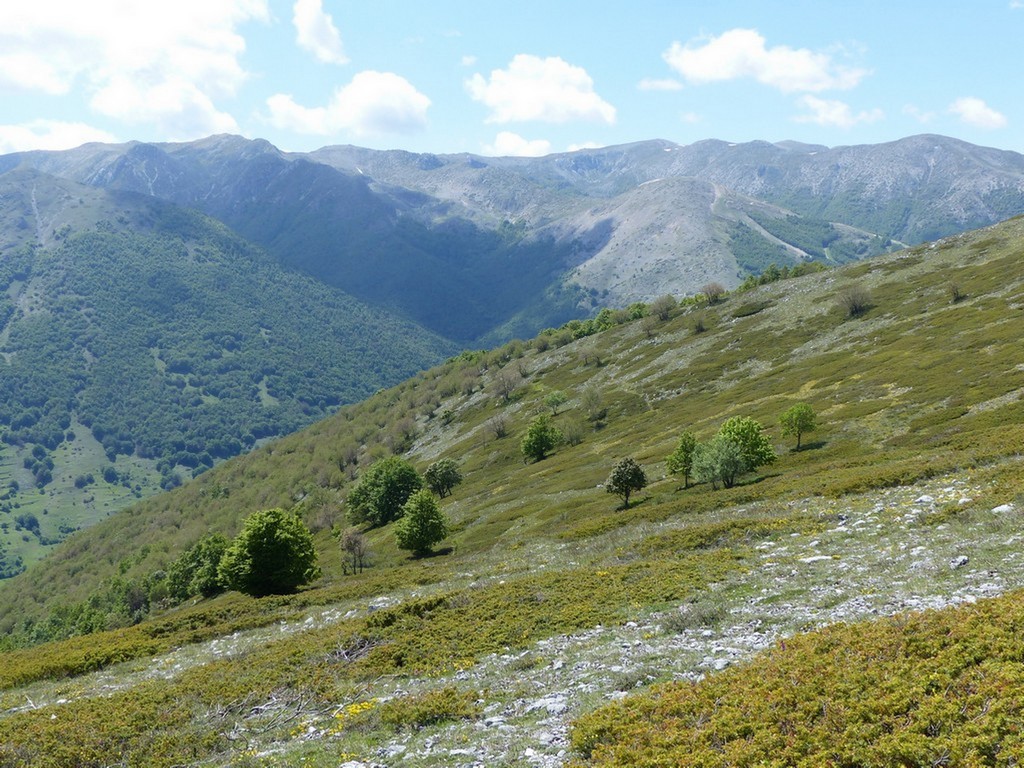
[837, 285, 872, 317]
[650, 294, 677, 321]
[701, 282, 726, 305]
[487, 414, 509, 440]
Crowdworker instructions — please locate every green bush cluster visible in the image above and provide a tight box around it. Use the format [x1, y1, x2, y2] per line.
[571, 591, 1024, 766]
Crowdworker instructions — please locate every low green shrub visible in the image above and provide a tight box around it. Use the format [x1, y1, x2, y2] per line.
[571, 591, 1024, 766]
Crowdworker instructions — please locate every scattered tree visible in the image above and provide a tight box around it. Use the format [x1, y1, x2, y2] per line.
[493, 367, 524, 402]
[167, 533, 229, 600]
[544, 390, 569, 415]
[837, 285, 871, 317]
[347, 456, 423, 527]
[424, 457, 463, 498]
[581, 385, 606, 422]
[486, 413, 509, 440]
[338, 527, 370, 575]
[394, 489, 449, 557]
[641, 315, 659, 338]
[650, 294, 677, 321]
[666, 431, 698, 488]
[718, 416, 776, 472]
[218, 508, 320, 596]
[692, 436, 746, 490]
[561, 416, 587, 447]
[520, 414, 563, 463]
[780, 403, 817, 450]
[606, 457, 647, 508]
[702, 282, 726, 305]
[301, 486, 342, 532]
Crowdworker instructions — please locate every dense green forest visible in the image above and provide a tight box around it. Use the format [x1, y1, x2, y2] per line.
[0, 209, 456, 571]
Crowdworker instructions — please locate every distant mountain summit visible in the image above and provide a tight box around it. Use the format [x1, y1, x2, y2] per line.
[6, 134, 1024, 342]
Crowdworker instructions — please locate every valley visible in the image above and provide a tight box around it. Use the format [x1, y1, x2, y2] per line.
[1, 205, 1024, 765]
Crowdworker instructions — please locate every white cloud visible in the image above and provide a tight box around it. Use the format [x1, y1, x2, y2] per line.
[461, 55, 478, 67]
[0, 120, 118, 154]
[0, 2, 268, 139]
[664, 29, 867, 93]
[793, 96, 883, 128]
[482, 131, 552, 157]
[948, 97, 1007, 129]
[567, 141, 604, 152]
[267, 71, 430, 137]
[466, 54, 616, 124]
[292, 0, 348, 64]
[637, 78, 683, 92]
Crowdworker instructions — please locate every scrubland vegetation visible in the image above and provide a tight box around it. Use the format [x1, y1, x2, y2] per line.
[2, 217, 1024, 765]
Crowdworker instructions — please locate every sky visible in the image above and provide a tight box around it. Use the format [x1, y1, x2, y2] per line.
[1, 1, 1023, 158]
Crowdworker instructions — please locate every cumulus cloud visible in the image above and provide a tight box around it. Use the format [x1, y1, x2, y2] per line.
[0, 1, 267, 139]
[0, 120, 118, 154]
[267, 71, 430, 137]
[637, 78, 683, 92]
[482, 131, 552, 157]
[466, 54, 616, 124]
[293, 0, 348, 64]
[568, 141, 604, 152]
[948, 97, 1007, 129]
[664, 29, 867, 93]
[793, 96, 883, 128]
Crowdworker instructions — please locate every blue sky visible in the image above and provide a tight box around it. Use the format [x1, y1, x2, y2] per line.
[1, 1, 1022, 157]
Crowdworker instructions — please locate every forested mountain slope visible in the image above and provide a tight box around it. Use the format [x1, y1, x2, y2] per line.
[0, 169, 455, 575]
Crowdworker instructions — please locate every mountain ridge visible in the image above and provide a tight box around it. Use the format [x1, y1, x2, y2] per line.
[8, 133, 1024, 341]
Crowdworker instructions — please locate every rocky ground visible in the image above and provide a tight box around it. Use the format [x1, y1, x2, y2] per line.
[286, 473, 1024, 767]
[5, 471, 1021, 767]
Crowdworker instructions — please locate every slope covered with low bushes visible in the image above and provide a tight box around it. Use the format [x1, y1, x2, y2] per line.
[1, 217, 1024, 765]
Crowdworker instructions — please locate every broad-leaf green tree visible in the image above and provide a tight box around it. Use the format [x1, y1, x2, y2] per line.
[394, 489, 449, 557]
[520, 414, 563, 463]
[692, 436, 746, 490]
[544, 390, 569, 415]
[606, 457, 647, 508]
[666, 431, 698, 488]
[218, 508, 320, 597]
[780, 402, 817, 450]
[718, 416, 776, 472]
[347, 456, 423, 527]
[424, 458, 463, 498]
[167, 533, 229, 600]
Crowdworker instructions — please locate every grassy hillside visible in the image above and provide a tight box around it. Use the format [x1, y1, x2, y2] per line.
[1, 216, 1024, 765]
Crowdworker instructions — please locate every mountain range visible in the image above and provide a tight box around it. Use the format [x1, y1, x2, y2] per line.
[3, 132, 1024, 572]
[7, 133, 1024, 342]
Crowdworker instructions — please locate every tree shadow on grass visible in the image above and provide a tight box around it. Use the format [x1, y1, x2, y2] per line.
[617, 496, 650, 511]
[792, 440, 828, 453]
[411, 546, 454, 560]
